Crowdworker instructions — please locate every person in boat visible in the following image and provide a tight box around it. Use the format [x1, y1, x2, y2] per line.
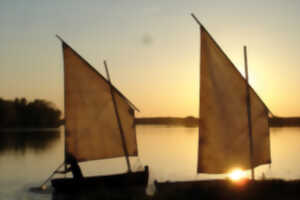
[56, 153, 83, 181]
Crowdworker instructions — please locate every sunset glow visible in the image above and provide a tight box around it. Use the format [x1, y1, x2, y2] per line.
[1, 1, 300, 117]
[228, 169, 247, 182]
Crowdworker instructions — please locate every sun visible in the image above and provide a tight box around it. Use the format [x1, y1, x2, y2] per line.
[228, 168, 247, 182]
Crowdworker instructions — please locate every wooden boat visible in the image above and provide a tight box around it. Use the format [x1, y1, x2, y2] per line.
[50, 36, 148, 192]
[52, 166, 148, 192]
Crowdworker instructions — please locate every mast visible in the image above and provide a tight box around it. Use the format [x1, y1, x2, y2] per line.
[104, 60, 132, 172]
[244, 46, 255, 180]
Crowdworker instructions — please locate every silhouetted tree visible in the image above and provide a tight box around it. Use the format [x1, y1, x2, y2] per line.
[0, 98, 62, 128]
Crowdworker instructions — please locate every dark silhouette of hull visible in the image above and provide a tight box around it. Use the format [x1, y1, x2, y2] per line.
[51, 166, 148, 193]
[154, 179, 300, 200]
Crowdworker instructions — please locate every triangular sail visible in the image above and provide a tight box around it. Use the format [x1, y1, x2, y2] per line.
[198, 26, 271, 173]
[62, 42, 138, 162]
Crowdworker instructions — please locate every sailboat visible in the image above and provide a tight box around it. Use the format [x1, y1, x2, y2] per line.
[192, 15, 271, 175]
[50, 36, 149, 192]
[155, 14, 271, 191]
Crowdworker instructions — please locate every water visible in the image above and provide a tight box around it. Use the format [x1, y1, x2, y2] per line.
[0, 126, 300, 199]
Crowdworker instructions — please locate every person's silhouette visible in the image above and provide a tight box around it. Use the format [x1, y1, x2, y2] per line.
[56, 153, 83, 181]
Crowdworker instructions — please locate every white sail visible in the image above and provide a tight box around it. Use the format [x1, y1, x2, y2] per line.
[62, 42, 138, 162]
[197, 26, 271, 173]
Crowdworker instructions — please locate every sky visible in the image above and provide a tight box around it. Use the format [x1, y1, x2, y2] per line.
[1, 0, 300, 117]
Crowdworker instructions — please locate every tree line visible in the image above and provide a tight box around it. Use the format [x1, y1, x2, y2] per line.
[0, 98, 62, 128]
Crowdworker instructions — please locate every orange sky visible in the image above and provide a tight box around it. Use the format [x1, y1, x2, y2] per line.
[1, 0, 300, 117]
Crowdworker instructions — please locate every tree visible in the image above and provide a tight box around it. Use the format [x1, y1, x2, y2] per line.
[0, 98, 62, 128]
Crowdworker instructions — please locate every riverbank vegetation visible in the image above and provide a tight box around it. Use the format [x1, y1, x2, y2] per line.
[0, 98, 62, 128]
[1, 97, 299, 129]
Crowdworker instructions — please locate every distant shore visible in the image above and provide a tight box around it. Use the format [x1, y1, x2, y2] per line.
[2, 116, 300, 129]
[268, 116, 300, 127]
[135, 116, 198, 127]
[135, 116, 300, 127]
[0, 98, 62, 129]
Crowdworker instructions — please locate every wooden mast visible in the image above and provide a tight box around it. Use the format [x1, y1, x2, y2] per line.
[104, 60, 132, 172]
[244, 46, 255, 180]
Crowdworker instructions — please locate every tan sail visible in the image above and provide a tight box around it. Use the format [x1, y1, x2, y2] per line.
[62, 42, 138, 162]
[198, 26, 271, 173]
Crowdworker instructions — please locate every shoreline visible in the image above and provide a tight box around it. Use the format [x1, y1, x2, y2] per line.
[154, 179, 300, 200]
[135, 116, 300, 127]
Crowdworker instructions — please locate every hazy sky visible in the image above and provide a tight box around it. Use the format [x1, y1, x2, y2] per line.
[1, 0, 300, 117]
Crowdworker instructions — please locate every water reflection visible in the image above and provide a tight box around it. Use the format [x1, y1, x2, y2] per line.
[1, 126, 300, 200]
[0, 129, 60, 154]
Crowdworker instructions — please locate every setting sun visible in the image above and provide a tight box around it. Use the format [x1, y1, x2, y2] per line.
[228, 169, 247, 181]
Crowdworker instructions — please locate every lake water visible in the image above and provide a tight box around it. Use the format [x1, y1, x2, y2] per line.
[1, 126, 300, 199]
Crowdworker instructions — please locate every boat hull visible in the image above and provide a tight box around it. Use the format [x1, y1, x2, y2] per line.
[51, 166, 148, 193]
